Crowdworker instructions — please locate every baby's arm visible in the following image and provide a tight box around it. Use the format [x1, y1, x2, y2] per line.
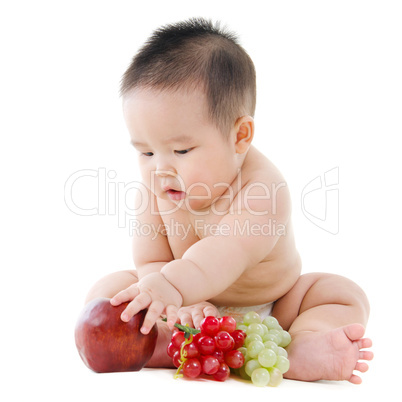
[163, 181, 291, 304]
[111, 188, 182, 331]
[162, 213, 283, 303]
[132, 189, 174, 280]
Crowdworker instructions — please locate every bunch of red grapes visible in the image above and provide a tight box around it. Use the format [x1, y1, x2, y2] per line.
[167, 316, 246, 381]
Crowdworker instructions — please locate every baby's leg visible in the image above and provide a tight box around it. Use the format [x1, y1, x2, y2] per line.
[85, 270, 174, 368]
[85, 269, 139, 303]
[272, 273, 373, 383]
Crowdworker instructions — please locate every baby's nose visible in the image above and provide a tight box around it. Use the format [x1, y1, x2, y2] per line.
[154, 156, 176, 177]
[154, 169, 176, 177]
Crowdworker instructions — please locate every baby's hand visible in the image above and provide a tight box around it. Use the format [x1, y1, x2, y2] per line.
[177, 301, 220, 329]
[110, 272, 183, 334]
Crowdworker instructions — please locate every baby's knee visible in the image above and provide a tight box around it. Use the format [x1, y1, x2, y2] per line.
[313, 273, 370, 319]
[85, 270, 138, 303]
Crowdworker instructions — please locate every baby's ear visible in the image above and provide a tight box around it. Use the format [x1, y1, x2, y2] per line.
[234, 116, 254, 154]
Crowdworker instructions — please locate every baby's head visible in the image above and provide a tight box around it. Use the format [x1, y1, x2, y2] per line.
[120, 18, 256, 137]
[121, 19, 257, 210]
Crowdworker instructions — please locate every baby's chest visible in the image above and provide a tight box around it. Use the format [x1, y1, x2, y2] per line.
[163, 220, 198, 259]
[161, 212, 224, 259]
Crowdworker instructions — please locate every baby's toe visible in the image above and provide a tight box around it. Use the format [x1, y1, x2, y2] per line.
[359, 350, 374, 361]
[355, 361, 369, 373]
[357, 337, 372, 349]
[349, 374, 362, 384]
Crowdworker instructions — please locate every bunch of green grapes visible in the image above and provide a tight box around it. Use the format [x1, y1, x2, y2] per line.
[235, 312, 291, 387]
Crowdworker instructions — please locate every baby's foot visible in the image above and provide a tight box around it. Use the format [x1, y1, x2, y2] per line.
[145, 319, 175, 368]
[285, 324, 373, 384]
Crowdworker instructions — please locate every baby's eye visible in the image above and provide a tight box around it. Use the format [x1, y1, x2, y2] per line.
[175, 148, 192, 155]
[141, 152, 154, 157]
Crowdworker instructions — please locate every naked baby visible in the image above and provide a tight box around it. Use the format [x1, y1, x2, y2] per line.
[86, 18, 373, 383]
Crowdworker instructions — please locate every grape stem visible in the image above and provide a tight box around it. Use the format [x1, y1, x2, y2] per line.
[161, 318, 201, 338]
[173, 333, 194, 379]
[161, 318, 200, 379]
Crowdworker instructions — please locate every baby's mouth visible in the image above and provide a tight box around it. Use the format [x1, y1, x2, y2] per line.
[166, 189, 186, 201]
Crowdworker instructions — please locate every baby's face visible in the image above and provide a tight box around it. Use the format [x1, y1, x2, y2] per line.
[123, 87, 241, 212]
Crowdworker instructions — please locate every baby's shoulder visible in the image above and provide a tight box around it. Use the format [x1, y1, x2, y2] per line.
[242, 146, 287, 187]
[237, 146, 291, 214]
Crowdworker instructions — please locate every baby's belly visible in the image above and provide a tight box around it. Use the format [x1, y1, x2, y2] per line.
[208, 254, 301, 307]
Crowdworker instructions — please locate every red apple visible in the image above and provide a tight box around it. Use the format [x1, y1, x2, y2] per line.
[75, 297, 158, 373]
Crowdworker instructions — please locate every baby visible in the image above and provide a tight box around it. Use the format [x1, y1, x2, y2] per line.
[86, 18, 373, 383]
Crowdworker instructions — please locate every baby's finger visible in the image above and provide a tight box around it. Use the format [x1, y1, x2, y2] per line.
[120, 292, 152, 322]
[203, 305, 220, 318]
[179, 312, 194, 328]
[192, 311, 205, 330]
[110, 284, 139, 306]
[165, 304, 179, 330]
[141, 300, 165, 334]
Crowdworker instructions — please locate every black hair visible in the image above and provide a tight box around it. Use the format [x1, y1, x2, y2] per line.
[121, 18, 256, 135]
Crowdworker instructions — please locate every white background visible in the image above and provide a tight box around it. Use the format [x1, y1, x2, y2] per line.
[1, 1, 401, 401]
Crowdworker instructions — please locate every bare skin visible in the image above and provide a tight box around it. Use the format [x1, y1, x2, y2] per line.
[112, 88, 302, 329]
[272, 273, 373, 383]
[85, 88, 373, 382]
[284, 325, 372, 384]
